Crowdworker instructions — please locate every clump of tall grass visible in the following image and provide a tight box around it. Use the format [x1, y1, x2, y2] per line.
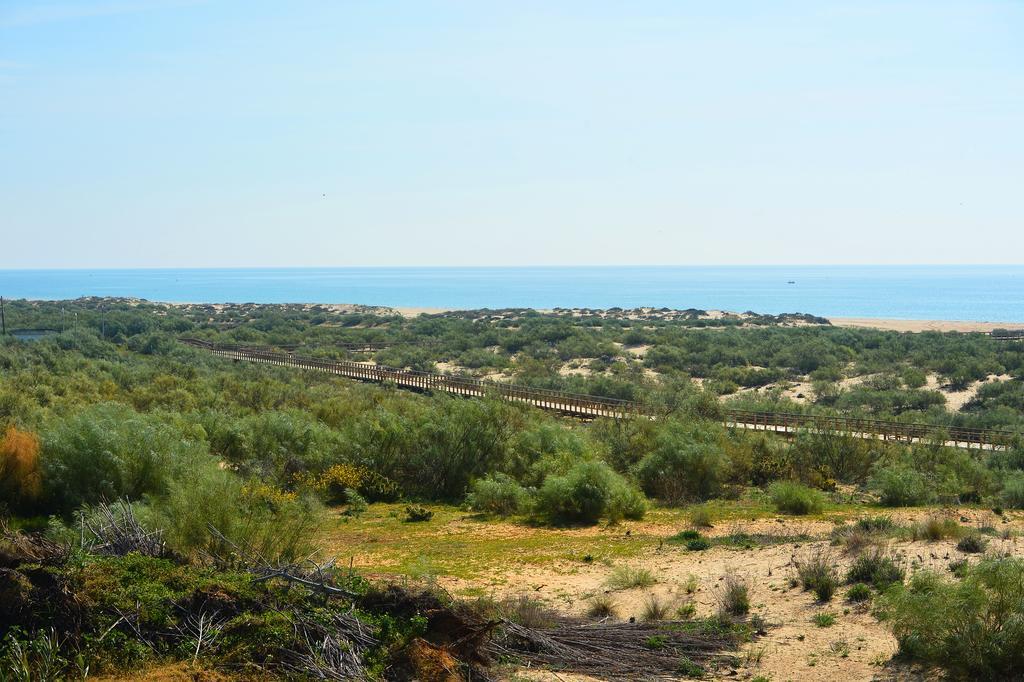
[846, 549, 905, 589]
[606, 565, 656, 591]
[717, 575, 750, 618]
[794, 550, 840, 602]
[913, 515, 963, 542]
[768, 481, 825, 515]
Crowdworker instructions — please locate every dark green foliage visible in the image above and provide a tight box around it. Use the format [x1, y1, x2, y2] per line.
[870, 465, 931, 506]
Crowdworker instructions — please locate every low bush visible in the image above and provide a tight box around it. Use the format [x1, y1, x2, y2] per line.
[957, 534, 988, 554]
[534, 460, 646, 524]
[846, 550, 905, 589]
[812, 611, 836, 627]
[403, 505, 433, 522]
[769, 481, 825, 515]
[633, 421, 728, 503]
[1001, 472, 1024, 510]
[465, 473, 531, 516]
[717, 575, 750, 618]
[870, 465, 931, 507]
[689, 504, 715, 528]
[879, 558, 1024, 678]
[796, 551, 840, 602]
[847, 583, 872, 602]
[686, 537, 711, 551]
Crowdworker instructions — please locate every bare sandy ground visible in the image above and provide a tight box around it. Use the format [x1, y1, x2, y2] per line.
[830, 318, 1019, 333]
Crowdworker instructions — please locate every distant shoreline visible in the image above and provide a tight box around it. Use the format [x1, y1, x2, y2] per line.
[828, 317, 1019, 333]
[393, 306, 1019, 332]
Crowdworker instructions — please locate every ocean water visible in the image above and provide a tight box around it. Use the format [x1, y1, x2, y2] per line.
[0, 266, 1022, 322]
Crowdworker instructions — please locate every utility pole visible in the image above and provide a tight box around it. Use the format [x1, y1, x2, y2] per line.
[0, 296, 5, 336]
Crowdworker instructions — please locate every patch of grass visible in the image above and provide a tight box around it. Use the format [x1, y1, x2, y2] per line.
[956, 534, 988, 554]
[689, 504, 715, 528]
[676, 600, 697, 618]
[812, 611, 836, 627]
[403, 504, 433, 522]
[606, 565, 656, 591]
[768, 481, 825, 515]
[847, 583, 872, 603]
[796, 550, 840, 602]
[714, 532, 815, 550]
[717, 575, 750, 618]
[677, 656, 706, 677]
[913, 515, 963, 541]
[668, 529, 702, 543]
[641, 594, 671, 621]
[586, 594, 618, 619]
[846, 550, 905, 589]
[686, 537, 711, 551]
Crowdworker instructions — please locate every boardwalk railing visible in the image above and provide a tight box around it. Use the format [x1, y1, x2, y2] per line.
[991, 330, 1024, 341]
[181, 339, 1019, 450]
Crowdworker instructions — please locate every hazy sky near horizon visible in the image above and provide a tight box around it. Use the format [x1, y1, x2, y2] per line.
[2, 1, 1022, 268]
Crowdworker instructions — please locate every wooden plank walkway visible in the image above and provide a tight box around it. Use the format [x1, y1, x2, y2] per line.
[181, 339, 1018, 450]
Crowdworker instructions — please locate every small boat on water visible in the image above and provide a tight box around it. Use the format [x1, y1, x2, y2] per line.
[787, 280, 796, 284]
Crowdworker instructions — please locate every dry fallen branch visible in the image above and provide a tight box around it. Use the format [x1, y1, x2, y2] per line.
[83, 500, 168, 558]
[487, 617, 743, 679]
[205, 524, 359, 599]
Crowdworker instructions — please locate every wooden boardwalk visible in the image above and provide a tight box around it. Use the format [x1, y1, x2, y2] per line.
[181, 339, 1018, 450]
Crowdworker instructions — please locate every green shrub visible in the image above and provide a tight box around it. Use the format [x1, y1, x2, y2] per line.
[41, 403, 207, 514]
[403, 505, 433, 522]
[957, 534, 988, 554]
[870, 465, 931, 507]
[633, 421, 728, 503]
[847, 583, 872, 602]
[846, 551, 905, 589]
[717, 575, 750, 617]
[769, 481, 825, 515]
[534, 460, 645, 524]
[686, 537, 711, 551]
[796, 551, 840, 602]
[879, 558, 1024, 678]
[466, 473, 530, 515]
[150, 468, 323, 563]
[812, 611, 836, 627]
[1001, 472, 1024, 509]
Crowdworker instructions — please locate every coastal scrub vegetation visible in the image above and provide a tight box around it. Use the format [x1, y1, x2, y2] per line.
[1, 297, 1023, 677]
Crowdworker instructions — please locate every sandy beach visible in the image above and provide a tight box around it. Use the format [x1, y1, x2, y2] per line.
[829, 317, 1020, 333]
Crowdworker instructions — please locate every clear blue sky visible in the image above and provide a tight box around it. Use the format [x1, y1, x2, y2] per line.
[1, 1, 1021, 268]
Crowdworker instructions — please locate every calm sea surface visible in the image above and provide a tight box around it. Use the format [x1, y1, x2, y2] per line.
[1, 266, 1022, 322]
